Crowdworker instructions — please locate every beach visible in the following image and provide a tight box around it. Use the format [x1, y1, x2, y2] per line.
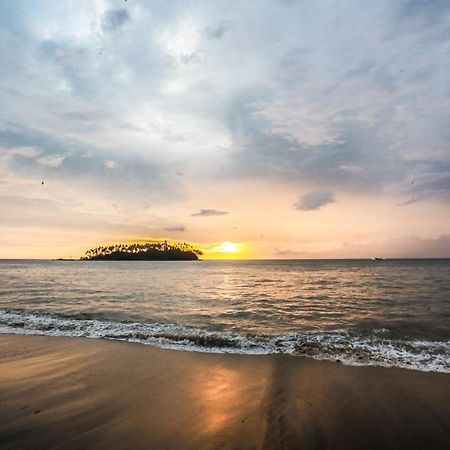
[1, 334, 449, 450]
[2, 0, 450, 447]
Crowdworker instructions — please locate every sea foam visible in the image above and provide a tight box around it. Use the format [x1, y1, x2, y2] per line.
[0, 309, 448, 373]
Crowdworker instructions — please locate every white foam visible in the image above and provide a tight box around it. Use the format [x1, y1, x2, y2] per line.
[0, 309, 449, 373]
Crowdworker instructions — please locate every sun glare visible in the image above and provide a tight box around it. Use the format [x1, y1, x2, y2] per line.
[203, 241, 248, 259]
[212, 241, 240, 253]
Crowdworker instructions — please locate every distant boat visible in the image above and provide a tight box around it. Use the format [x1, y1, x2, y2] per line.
[371, 257, 385, 261]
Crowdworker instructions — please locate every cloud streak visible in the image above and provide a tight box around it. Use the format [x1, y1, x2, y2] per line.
[164, 225, 186, 232]
[191, 209, 229, 217]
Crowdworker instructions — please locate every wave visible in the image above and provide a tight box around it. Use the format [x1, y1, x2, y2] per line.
[0, 309, 448, 373]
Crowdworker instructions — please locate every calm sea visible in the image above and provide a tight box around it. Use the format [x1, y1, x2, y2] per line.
[0, 259, 449, 372]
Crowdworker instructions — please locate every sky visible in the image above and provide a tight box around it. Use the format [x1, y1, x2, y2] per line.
[0, 0, 449, 259]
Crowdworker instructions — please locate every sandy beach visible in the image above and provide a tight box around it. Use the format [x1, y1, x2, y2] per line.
[0, 335, 449, 449]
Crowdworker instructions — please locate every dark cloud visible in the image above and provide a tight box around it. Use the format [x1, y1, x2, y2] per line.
[191, 209, 229, 217]
[102, 9, 130, 33]
[294, 190, 335, 211]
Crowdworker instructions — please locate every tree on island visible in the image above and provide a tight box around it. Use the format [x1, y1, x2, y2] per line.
[81, 241, 202, 261]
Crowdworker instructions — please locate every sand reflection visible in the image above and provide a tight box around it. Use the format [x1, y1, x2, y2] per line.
[192, 363, 243, 435]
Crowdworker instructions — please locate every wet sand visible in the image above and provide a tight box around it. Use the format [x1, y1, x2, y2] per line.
[0, 334, 449, 450]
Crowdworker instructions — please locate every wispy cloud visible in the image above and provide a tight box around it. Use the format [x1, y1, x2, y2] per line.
[279, 235, 450, 259]
[273, 248, 302, 257]
[191, 209, 229, 217]
[164, 225, 186, 232]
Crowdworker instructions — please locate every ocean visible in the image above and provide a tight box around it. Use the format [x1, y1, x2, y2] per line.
[0, 259, 449, 372]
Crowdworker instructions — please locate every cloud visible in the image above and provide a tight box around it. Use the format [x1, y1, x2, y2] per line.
[104, 159, 117, 169]
[294, 190, 335, 211]
[0, 122, 184, 206]
[0, 1, 449, 257]
[394, 169, 450, 205]
[207, 1, 450, 205]
[206, 20, 229, 40]
[398, 0, 450, 23]
[191, 208, 229, 217]
[36, 154, 65, 167]
[0, 195, 159, 236]
[102, 9, 130, 33]
[273, 235, 450, 258]
[164, 225, 186, 232]
[2, 0, 449, 203]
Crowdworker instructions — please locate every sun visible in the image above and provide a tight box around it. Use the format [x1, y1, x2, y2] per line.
[203, 241, 248, 259]
[211, 241, 240, 253]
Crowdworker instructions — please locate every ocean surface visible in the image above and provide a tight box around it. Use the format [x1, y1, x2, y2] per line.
[0, 259, 449, 372]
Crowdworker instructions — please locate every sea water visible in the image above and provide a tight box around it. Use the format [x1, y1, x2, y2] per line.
[0, 259, 449, 372]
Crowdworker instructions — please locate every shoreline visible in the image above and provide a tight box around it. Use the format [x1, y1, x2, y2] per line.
[1, 309, 449, 374]
[1, 334, 449, 449]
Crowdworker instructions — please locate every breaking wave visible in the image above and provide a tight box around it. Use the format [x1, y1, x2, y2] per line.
[0, 309, 448, 373]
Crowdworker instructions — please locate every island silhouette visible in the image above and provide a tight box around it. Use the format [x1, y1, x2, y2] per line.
[81, 241, 202, 261]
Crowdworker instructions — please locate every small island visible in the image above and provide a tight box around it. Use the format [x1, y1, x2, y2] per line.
[81, 241, 202, 261]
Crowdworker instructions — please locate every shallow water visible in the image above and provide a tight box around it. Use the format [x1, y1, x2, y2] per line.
[0, 259, 449, 372]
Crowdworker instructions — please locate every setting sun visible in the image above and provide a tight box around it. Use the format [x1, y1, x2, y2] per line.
[212, 241, 240, 253]
[203, 241, 248, 259]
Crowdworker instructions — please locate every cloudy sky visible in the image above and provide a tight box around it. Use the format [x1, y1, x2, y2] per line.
[1, 0, 449, 258]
